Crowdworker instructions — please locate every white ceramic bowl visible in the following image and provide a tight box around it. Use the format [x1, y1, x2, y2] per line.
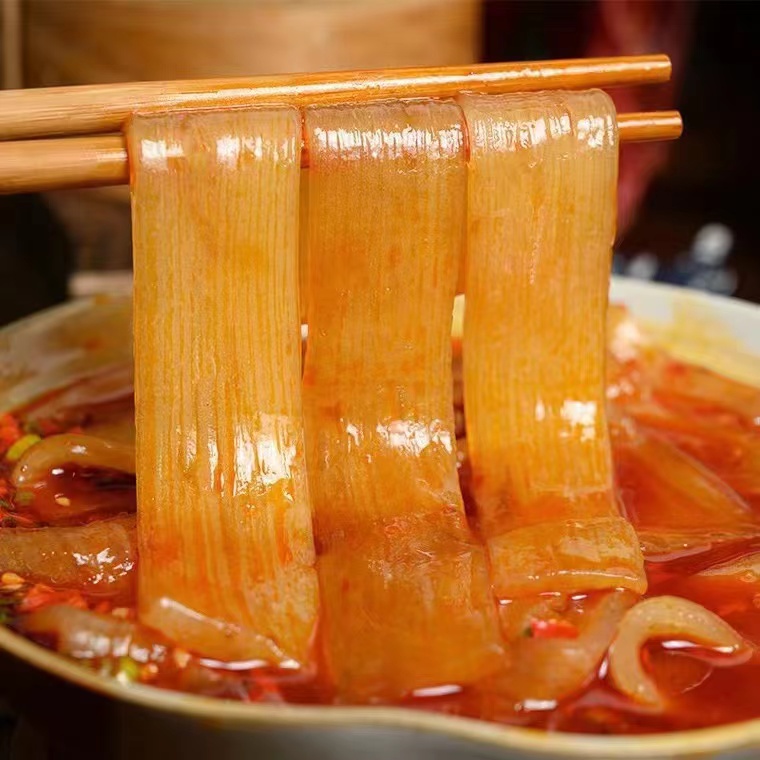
[0, 279, 758, 760]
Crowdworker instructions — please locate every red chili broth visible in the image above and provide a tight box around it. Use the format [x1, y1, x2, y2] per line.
[1, 354, 760, 734]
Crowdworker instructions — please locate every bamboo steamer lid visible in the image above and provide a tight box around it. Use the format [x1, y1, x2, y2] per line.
[18, 0, 482, 272]
[23, 0, 481, 84]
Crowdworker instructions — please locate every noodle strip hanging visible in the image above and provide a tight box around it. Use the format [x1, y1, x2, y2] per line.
[128, 107, 319, 664]
[460, 90, 646, 599]
[303, 100, 503, 701]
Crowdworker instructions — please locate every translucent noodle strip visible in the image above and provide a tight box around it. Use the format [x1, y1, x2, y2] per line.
[298, 168, 310, 326]
[486, 590, 636, 704]
[12, 434, 135, 487]
[303, 101, 502, 700]
[652, 361, 760, 426]
[17, 605, 168, 664]
[460, 90, 645, 598]
[128, 107, 319, 664]
[488, 517, 644, 596]
[614, 397, 760, 509]
[662, 551, 760, 613]
[607, 304, 760, 507]
[613, 424, 755, 534]
[637, 529, 760, 559]
[0, 515, 136, 601]
[612, 422, 760, 558]
[609, 596, 751, 708]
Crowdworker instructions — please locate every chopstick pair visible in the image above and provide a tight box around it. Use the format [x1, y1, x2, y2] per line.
[0, 55, 682, 194]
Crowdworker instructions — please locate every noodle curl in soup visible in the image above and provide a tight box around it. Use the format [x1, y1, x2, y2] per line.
[1, 305, 759, 733]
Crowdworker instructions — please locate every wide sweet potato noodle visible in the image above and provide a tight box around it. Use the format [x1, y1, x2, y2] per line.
[0, 92, 758, 735]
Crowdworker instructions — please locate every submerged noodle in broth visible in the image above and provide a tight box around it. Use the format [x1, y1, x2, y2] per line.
[0, 91, 759, 736]
[1, 309, 759, 732]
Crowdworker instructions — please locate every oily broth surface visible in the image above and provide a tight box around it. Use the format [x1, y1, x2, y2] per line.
[1, 337, 759, 733]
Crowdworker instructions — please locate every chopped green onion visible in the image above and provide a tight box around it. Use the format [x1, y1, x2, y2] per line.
[13, 490, 34, 507]
[5, 434, 41, 463]
[115, 656, 140, 684]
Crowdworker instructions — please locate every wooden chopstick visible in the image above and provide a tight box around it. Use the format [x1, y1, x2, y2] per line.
[0, 55, 671, 141]
[0, 111, 683, 195]
[0, 55, 680, 194]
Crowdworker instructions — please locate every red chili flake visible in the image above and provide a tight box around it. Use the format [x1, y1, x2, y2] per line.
[0, 414, 17, 428]
[140, 663, 159, 682]
[0, 423, 22, 456]
[529, 618, 580, 640]
[0, 509, 36, 528]
[18, 584, 87, 614]
[664, 362, 688, 378]
[640, 644, 654, 673]
[250, 674, 282, 702]
[36, 418, 64, 437]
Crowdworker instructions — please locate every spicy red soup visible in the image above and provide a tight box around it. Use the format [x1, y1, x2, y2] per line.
[1, 311, 759, 735]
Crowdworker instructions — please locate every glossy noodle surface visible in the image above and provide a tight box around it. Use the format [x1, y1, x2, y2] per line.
[128, 107, 319, 664]
[460, 91, 645, 599]
[0, 93, 759, 735]
[2, 308, 760, 731]
[302, 100, 502, 700]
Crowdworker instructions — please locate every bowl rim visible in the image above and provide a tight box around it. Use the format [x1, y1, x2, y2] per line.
[1, 280, 760, 757]
[2, 622, 759, 757]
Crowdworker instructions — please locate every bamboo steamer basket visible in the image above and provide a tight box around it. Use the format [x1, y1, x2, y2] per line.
[12, 0, 482, 274]
[22, 0, 481, 85]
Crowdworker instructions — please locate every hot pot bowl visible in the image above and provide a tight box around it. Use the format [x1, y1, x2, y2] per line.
[0, 279, 758, 760]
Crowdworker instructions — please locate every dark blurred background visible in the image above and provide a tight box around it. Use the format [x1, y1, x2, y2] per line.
[617, 0, 760, 303]
[0, 0, 758, 329]
[485, 0, 760, 303]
